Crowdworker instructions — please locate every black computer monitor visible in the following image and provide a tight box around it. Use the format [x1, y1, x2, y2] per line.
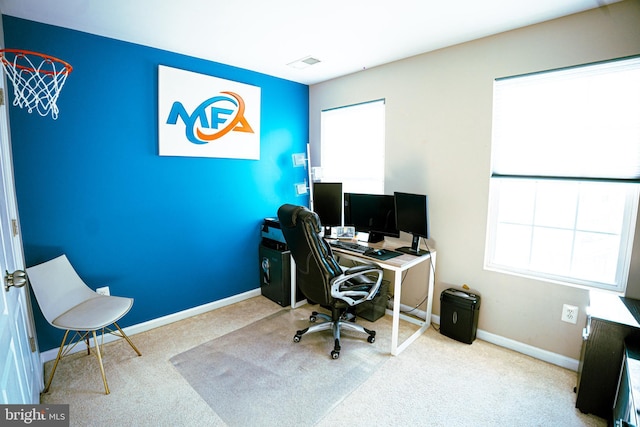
[394, 192, 431, 256]
[312, 182, 343, 234]
[343, 193, 399, 243]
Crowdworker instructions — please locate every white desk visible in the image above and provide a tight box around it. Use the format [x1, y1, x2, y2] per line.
[289, 238, 435, 356]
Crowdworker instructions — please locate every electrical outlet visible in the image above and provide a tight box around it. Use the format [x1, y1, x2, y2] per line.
[96, 286, 110, 296]
[561, 304, 579, 324]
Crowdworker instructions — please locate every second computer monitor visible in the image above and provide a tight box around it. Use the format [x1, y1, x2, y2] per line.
[394, 191, 430, 255]
[344, 193, 399, 243]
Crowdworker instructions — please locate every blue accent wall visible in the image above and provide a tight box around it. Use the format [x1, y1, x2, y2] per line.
[3, 16, 309, 351]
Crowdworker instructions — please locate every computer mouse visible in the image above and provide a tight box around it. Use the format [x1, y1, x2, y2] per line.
[374, 249, 385, 256]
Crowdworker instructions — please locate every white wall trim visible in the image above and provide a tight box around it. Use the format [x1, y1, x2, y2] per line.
[39, 290, 580, 372]
[432, 314, 580, 371]
[39, 288, 262, 364]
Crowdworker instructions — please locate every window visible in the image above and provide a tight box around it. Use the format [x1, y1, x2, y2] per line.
[320, 99, 385, 194]
[486, 56, 640, 292]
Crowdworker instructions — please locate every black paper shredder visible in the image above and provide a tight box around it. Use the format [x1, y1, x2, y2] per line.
[440, 288, 481, 344]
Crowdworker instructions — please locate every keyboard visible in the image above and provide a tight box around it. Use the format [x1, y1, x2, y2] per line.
[329, 240, 369, 254]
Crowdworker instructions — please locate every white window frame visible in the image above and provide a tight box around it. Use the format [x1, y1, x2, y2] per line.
[485, 56, 640, 293]
[486, 178, 639, 292]
[319, 99, 385, 194]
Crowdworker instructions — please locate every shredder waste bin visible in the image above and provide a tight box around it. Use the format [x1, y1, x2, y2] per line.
[440, 288, 480, 344]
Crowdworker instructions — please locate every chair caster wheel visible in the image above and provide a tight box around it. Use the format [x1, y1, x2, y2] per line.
[367, 335, 375, 344]
[293, 335, 301, 343]
[309, 315, 317, 323]
[331, 350, 340, 359]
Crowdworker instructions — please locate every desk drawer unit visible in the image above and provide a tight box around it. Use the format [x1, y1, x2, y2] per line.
[440, 288, 481, 344]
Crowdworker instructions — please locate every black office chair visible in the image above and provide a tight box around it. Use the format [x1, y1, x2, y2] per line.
[277, 204, 383, 359]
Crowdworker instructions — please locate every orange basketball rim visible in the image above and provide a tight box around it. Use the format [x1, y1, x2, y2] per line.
[0, 49, 73, 120]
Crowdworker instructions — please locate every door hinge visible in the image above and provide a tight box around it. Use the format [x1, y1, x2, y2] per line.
[11, 219, 18, 237]
[29, 336, 36, 352]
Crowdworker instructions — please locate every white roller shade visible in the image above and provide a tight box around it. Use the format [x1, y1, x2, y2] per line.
[320, 99, 385, 194]
[491, 56, 640, 181]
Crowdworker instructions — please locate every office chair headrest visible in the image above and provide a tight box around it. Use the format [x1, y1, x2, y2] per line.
[277, 204, 321, 233]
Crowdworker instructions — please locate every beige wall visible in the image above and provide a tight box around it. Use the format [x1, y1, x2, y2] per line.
[309, 0, 640, 359]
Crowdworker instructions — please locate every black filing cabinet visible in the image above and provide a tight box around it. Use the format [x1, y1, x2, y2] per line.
[440, 288, 481, 344]
[356, 281, 389, 322]
[260, 218, 300, 307]
[259, 243, 291, 307]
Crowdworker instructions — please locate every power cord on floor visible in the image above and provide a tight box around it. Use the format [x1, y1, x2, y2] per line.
[397, 241, 435, 317]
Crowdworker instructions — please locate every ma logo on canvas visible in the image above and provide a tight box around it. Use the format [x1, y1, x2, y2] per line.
[166, 91, 254, 145]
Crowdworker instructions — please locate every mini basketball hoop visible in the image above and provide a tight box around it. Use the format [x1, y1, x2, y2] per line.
[0, 49, 72, 120]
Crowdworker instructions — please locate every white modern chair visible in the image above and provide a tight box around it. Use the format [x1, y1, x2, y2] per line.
[27, 254, 141, 394]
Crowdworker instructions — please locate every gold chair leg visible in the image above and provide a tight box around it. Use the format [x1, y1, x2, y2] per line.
[113, 322, 142, 356]
[43, 330, 70, 393]
[91, 330, 110, 395]
[113, 322, 141, 356]
[44, 325, 138, 395]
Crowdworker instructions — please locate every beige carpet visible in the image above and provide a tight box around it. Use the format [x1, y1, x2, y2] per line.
[170, 309, 388, 426]
[39, 296, 606, 426]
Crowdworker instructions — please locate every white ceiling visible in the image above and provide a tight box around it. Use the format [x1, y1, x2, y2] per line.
[0, 0, 619, 85]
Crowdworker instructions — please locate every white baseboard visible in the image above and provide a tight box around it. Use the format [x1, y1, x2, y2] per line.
[39, 288, 262, 364]
[39, 289, 580, 373]
[431, 314, 580, 372]
[385, 303, 578, 371]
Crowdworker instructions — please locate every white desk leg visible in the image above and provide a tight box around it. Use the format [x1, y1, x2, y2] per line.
[425, 252, 435, 328]
[290, 255, 296, 308]
[391, 269, 403, 355]
[289, 254, 306, 309]
[390, 252, 436, 356]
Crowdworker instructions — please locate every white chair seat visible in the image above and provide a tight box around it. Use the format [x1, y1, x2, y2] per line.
[52, 295, 133, 330]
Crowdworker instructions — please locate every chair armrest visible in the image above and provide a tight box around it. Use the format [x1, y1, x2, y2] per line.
[330, 264, 383, 307]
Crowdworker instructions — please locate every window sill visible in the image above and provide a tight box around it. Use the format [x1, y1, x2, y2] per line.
[483, 264, 625, 294]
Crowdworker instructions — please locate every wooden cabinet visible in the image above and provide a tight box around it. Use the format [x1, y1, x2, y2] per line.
[575, 293, 640, 420]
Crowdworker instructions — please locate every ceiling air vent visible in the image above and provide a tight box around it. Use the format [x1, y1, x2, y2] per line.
[287, 56, 321, 69]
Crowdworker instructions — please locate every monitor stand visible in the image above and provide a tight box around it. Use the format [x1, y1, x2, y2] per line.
[397, 235, 430, 256]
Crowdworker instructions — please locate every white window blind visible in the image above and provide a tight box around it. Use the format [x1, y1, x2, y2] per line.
[492, 56, 640, 181]
[320, 99, 385, 194]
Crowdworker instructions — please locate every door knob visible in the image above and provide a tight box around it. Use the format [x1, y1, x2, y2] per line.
[4, 269, 27, 292]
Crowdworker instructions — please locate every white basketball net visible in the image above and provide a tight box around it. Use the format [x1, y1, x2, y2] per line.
[0, 49, 72, 120]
